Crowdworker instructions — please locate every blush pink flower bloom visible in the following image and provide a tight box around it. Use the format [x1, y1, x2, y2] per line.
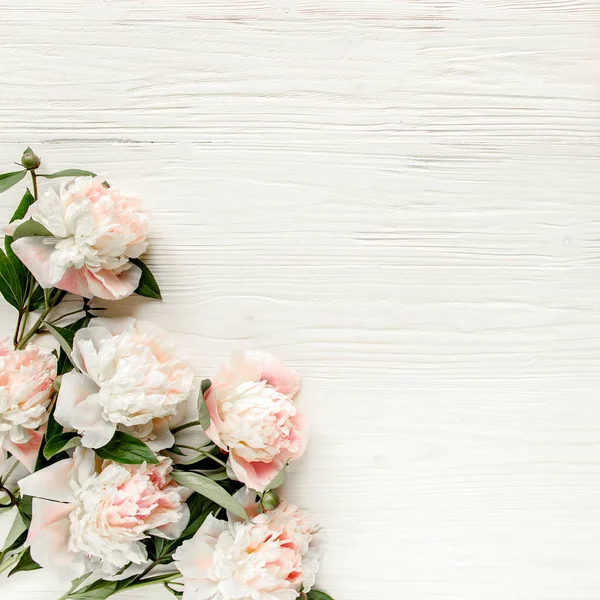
[54, 318, 195, 451]
[19, 448, 190, 578]
[204, 351, 307, 492]
[174, 488, 325, 600]
[7, 176, 149, 300]
[0, 340, 56, 471]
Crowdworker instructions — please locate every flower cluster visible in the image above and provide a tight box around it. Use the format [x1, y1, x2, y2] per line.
[0, 149, 332, 600]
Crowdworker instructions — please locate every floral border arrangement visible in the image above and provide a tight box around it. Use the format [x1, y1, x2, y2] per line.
[0, 148, 333, 600]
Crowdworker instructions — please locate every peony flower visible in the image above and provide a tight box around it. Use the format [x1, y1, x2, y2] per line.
[7, 176, 149, 300]
[0, 340, 56, 471]
[174, 487, 325, 600]
[54, 317, 195, 451]
[19, 447, 190, 578]
[204, 351, 307, 492]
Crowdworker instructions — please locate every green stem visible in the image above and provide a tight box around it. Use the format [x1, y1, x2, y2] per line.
[171, 420, 201, 434]
[30, 169, 38, 201]
[17, 290, 66, 350]
[17, 276, 35, 344]
[1, 459, 19, 487]
[13, 310, 23, 348]
[177, 445, 229, 469]
[49, 307, 85, 325]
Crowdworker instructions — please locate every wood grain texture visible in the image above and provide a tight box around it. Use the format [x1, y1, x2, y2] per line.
[1, 1, 600, 598]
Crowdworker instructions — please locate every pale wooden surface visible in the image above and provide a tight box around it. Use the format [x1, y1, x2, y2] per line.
[1, 1, 600, 599]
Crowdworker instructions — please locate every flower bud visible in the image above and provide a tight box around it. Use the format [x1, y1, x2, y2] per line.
[21, 148, 40, 170]
[261, 490, 280, 511]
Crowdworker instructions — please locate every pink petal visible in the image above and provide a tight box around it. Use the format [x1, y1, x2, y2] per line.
[151, 503, 190, 540]
[287, 413, 309, 460]
[27, 497, 74, 543]
[30, 511, 84, 579]
[259, 352, 300, 398]
[57, 266, 93, 298]
[6, 430, 43, 472]
[84, 264, 140, 300]
[203, 387, 227, 451]
[228, 453, 283, 493]
[70, 395, 116, 448]
[88, 317, 136, 336]
[54, 372, 99, 429]
[10, 237, 62, 289]
[228, 487, 260, 523]
[19, 458, 77, 503]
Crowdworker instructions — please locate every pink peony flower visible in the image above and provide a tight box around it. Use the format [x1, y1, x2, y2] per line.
[174, 488, 325, 600]
[204, 351, 307, 492]
[19, 448, 190, 578]
[7, 176, 149, 300]
[54, 318, 195, 451]
[0, 340, 56, 471]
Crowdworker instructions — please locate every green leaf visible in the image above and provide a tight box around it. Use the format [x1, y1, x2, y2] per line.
[0, 170, 27, 194]
[9, 188, 35, 223]
[12, 218, 53, 241]
[55, 314, 91, 375]
[29, 285, 47, 311]
[44, 321, 75, 366]
[65, 579, 119, 600]
[197, 384, 211, 430]
[130, 258, 161, 299]
[39, 169, 97, 179]
[0, 248, 21, 309]
[2, 510, 28, 552]
[46, 401, 63, 440]
[95, 431, 159, 465]
[307, 591, 335, 600]
[205, 470, 229, 481]
[8, 547, 41, 576]
[171, 471, 249, 521]
[43, 432, 81, 460]
[266, 465, 287, 490]
[164, 582, 184, 598]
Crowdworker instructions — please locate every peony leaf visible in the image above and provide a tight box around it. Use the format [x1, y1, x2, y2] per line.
[130, 258, 162, 300]
[0, 170, 27, 194]
[39, 169, 97, 179]
[11, 218, 53, 241]
[44, 322, 75, 366]
[95, 431, 159, 465]
[2, 510, 28, 552]
[171, 471, 249, 521]
[197, 383, 211, 430]
[307, 592, 335, 600]
[8, 547, 41, 577]
[266, 464, 287, 491]
[9, 188, 35, 224]
[0, 248, 22, 309]
[43, 432, 81, 460]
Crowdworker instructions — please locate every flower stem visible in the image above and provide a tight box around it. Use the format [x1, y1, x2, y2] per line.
[171, 420, 201, 434]
[17, 290, 67, 350]
[177, 445, 229, 469]
[30, 169, 38, 201]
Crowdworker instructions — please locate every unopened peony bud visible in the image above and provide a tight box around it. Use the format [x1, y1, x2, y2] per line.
[261, 490, 280, 511]
[21, 148, 40, 170]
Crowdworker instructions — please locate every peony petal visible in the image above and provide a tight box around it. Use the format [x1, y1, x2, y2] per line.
[228, 487, 260, 523]
[54, 372, 99, 429]
[287, 413, 309, 461]
[151, 503, 190, 540]
[259, 352, 301, 399]
[84, 264, 140, 300]
[228, 453, 284, 493]
[19, 458, 77, 503]
[145, 417, 175, 452]
[70, 395, 116, 449]
[29, 512, 85, 579]
[71, 325, 114, 377]
[27, 497, 74, 543]
[56, 266, 93, 298]
[6, 430, 43, 472]
[11, 237, 63, 289]
[86, 316, 136, 336]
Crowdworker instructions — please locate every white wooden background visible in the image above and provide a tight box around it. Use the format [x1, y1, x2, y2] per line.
[1, 1, 600, 599]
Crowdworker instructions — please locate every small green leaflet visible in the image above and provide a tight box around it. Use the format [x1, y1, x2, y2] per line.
[9, 188, 35, 223]
[11, 218, 53, 241]
[95, 431, 159, 465]
[130, 258, 162, 300]
[266, 465, 287, 490]
[2, 510, 28, 552]
[43, 432, 81, 460]
[8, 547, 41, 577]
[44, 321, 75, 365]
[171, 471, 249, 521]
[0, 248, 22, 309]
[39, 169, 97, 179]
[0, 170, 27, 194]
[197, 381, 211, 430]
[307, 591, 335, 600]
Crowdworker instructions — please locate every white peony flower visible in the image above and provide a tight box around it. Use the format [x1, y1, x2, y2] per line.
[174, 488, 326, 600]
[0, 340, 56, 471]
[205, 351, 307, 492]
[7, 176, 149, 300]
[55, 318, 195, 450]
[19, 448, 190, 578]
